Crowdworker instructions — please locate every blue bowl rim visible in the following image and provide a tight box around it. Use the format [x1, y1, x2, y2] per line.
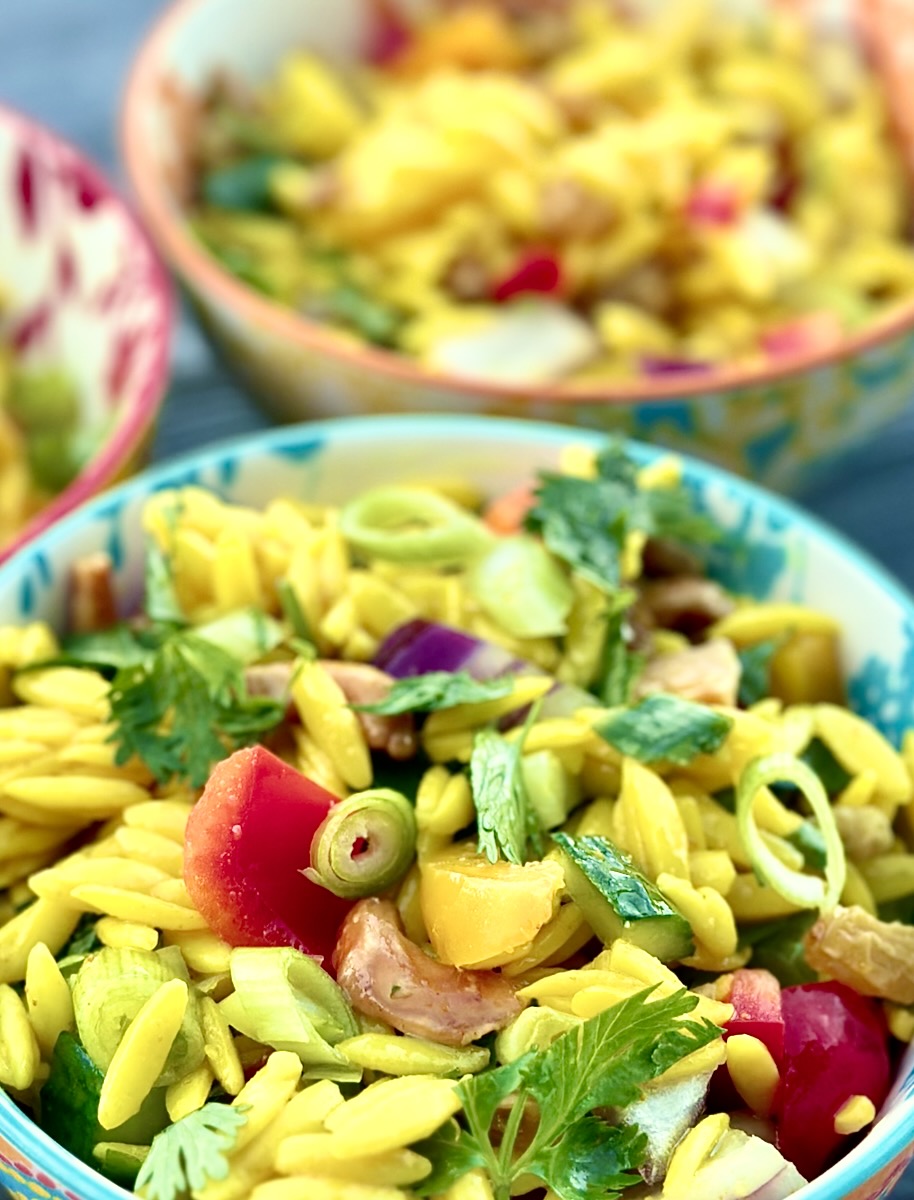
[0, 411, 912, 1200]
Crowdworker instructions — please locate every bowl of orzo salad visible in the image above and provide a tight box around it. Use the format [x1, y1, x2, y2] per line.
[0, 413, 912, 1200]
[124, 0, 914, 489]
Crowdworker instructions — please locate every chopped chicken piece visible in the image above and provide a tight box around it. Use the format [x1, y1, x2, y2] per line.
[635, 638, 741, 707]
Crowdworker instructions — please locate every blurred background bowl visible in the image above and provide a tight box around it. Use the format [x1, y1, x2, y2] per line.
[121, 0, 914, 492]
[0, 413, 913, 1200]
[0, 105, 171, 565]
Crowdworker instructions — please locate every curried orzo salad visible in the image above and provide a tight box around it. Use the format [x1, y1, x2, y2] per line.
[0, 443, 912, 1200]
[188, 0, 914, 385]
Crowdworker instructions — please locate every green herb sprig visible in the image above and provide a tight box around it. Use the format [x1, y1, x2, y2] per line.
[415, 988, 721, 1200]
[353, 670, 515, 716]
[135, 1103, 249, 1200]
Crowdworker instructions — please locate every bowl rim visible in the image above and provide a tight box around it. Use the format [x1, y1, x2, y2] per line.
[0, 102, 174, 567]
[121, 0, 914, 406]
[0, 411, 913, 1200]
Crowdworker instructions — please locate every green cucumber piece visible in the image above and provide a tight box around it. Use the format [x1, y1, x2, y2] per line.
[553, 832, 694, 962]
[40, 1032, 168, 1173]
[93, 1142, 149, 1187]
[202, 154, 283, 212]
[520, 749, 581, 831]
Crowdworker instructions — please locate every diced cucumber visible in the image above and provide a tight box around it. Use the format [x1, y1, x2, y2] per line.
[553, 832, 694, 962]
[40, 1032, 168, 1174]
[520, 749, 581, 831]
[93, 1142, 149, 1187]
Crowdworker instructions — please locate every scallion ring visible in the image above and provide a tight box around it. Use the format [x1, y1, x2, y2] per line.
[736, 753, 846, 911]
[339, 486, 495, 565]
[306, 787, 417, 899]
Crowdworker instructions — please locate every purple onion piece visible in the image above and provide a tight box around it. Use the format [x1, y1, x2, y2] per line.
[640, 355, 715, 377]
[374, 618, 599, 725]
[374, 619, 521, 679]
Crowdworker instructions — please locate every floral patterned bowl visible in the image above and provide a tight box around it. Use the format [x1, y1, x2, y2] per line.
[0, 413, 912, 1200]
[0, 104, 172, 565]
[121, 0, 914, 492]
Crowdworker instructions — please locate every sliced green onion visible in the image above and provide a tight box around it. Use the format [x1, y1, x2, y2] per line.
[71, 948, 205, 1086]
[736, 753, 846, 912]
[222, 946, 360, 1080]
[467, 536, 574, 638]
[305, 788, 417, 899]
[339, 487, 494, 566]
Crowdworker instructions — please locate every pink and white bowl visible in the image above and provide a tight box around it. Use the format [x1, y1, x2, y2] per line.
[0, 104, 172, 564]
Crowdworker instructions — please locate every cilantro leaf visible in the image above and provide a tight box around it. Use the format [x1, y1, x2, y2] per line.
[353, 671, 514, 716]
[471, 704, 543, 865]
[56, 913, 101, 960]
[596, 694, 733, 765]
[524, 1116, 646, 1200]
[135, 1103, 248, 1200]
[643, 483, 722, 548]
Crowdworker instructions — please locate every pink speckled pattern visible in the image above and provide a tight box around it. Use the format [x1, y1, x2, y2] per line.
[0, 104, 172, 564]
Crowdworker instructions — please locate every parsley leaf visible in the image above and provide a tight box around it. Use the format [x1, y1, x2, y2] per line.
[471, 704, 543, 866]
[352, 671, 514, 716]
[471, 728, 530, 866]
[413, 1121, 492, 1195]
[525, 472, 630, 592]
[135, 1103, 248, 1200]
[417, 988, 721, 1200]
[596, 694, 733, 765]
[737, 638, 780, 707]
[58, 587, 288, 790]
[524, 1116, 646, 1200]
[598, 609, 644, 706]
[524, 443, 720, 595]
[108, 629, 286, 789]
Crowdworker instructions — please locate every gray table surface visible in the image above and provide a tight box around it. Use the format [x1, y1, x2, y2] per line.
[1, 0, 913, 1196]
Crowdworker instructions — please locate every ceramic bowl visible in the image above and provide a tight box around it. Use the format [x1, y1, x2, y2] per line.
[121, 0, 914, 492]
[0, 413, 912, 1199]
[0, 104, 172, 565]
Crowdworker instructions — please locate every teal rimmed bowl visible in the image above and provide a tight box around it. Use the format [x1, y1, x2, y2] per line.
[0, 414, 912, 1200]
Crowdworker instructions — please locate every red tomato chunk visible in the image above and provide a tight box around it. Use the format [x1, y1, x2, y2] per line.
[184, 746, 353, 965]
[774, 982, 891, 1179]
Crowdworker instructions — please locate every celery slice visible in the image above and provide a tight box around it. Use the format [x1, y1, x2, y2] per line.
[222, 947, 360, 1081]
[340, 486, 494, 566]
[71, 948, 205, 1087]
